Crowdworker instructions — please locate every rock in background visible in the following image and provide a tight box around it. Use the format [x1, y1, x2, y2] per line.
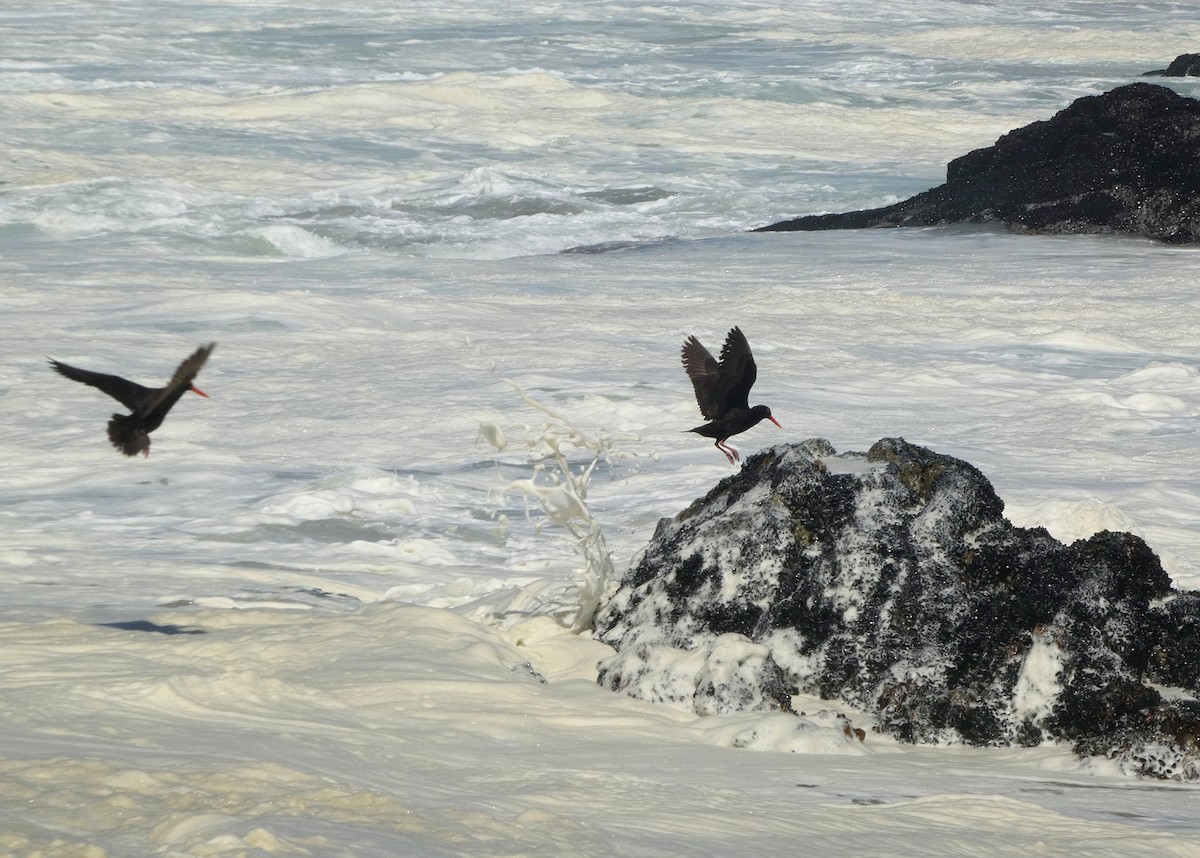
[595, 438, 1200, 779]
[756, 83, 1200, 243]
[1144, 53, 1200, 77]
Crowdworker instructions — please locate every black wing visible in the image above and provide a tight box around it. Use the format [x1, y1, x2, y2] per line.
[142, 343, 215, 422]
[682, 327, 759, 418]
[682, 335, 723, 419]
[716, 326, 757, 412]
[49, 359, 153, 413]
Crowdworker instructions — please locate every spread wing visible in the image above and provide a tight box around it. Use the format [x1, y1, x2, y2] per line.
[681, 335, 723, 419]
[142, 343, 215, 419]
[682, 327, 758, 418]
[717, 326, 757, 412]
[49, 359, 152, 413]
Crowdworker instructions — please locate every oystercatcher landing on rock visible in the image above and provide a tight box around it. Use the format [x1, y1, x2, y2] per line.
[50, 343, 215, 457]
[681, 327, 780, 464]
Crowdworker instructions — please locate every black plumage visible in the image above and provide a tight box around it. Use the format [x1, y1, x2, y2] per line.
[50, 343, 215, 457]
[681, 327, 780, 463]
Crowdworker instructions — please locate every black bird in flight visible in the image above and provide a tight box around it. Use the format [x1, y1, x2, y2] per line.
[681, 326, 780, 464]
[49, 343, 215, 457]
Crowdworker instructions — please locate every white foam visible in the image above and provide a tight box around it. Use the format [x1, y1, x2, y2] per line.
[1007, 497, 1142, 544]
[1011, 630, 1066, 727]
[818, 454, 881, 476]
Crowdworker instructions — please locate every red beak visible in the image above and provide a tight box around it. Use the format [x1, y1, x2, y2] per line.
[190, 383, 210, 398]
[768, 415, 782, 428]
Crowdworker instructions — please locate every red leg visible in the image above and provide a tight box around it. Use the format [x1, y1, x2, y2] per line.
[715, 440, 739, 464]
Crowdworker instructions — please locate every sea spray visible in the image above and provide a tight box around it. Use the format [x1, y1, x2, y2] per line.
[482, 380, 640, 632]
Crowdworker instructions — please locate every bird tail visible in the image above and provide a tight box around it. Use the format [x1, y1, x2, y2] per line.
[107, 414, 150, 457]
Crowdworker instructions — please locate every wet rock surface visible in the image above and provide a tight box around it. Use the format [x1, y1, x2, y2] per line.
[595, 438, 1200, 779]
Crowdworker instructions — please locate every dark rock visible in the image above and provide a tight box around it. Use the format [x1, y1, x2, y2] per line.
[1144, 53, 1200, 77]
[755, 83, 1200, 244]
[594, 438, 1200, 779]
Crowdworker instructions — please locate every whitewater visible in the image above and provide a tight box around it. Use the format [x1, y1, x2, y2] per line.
[2, 0, 1199, 854]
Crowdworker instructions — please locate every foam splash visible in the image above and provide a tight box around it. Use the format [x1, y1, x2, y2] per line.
[484, 380, 640, 632]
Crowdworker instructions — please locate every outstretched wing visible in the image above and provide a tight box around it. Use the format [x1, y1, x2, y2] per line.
[142, 342, 215, 420]
[681, 335, 723, 419]
[49, 359, 152, 413]
[716, 326, 757, 412]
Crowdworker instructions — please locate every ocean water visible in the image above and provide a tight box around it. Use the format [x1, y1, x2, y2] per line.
[2, 1, 1200, 854]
